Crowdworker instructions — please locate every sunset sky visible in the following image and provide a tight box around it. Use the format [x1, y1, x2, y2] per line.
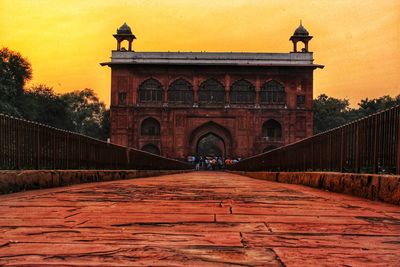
[1, 0, 399, 107]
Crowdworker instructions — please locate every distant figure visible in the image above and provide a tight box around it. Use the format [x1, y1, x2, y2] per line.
[211, 158, 217, 170]
[205, 158, 210, 170]
[194, 156, 200, 170]
[217, 157, 224, 169]
[199, 156, 205, 169]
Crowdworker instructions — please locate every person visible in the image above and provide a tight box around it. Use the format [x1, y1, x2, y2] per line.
[199, 156, 204, 169]
[211, 158, 217, 170]
[225, 158, 230, 166]
[194, 156, 200, 170]
[217, 157, 224, 169]
[205, 158, 210, 170]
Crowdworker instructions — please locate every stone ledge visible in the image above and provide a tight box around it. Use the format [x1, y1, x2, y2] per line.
[0, 170, 192, 195]
[229, 171, 400, 205]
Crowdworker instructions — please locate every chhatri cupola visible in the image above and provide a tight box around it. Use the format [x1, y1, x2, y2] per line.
[290, 21, 313, 53]
[113, 22, 136, 51]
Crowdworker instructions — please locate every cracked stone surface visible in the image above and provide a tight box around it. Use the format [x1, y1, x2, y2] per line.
[0, 171, 399, 266]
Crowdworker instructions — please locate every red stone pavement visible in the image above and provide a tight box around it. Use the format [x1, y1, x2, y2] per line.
[0, 171, 399, 266]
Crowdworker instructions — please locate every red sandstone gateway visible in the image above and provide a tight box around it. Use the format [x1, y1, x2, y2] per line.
[101, 22, 323, 160]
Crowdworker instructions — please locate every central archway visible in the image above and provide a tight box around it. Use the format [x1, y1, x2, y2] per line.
[197, 133, 225, 156]
[189, 121, 233, 157]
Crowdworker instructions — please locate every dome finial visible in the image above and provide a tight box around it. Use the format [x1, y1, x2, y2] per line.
[290, 21, 313, 52]
[113, 22, 136, 51]
[116, 22, 133, 35]
[292, 21, 309, 36]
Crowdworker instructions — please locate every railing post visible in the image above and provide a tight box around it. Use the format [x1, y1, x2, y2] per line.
[36, 125, 40, 169]
[372, 115, 378, 173]
[311, 142, 314, 171]
[53, 131, 56, 169]
[78, 136, 81, 169]
[66, 133, 69, 169]
[340, 127, 344, 172]
[328, 133, 332, 171]
[126, 148, 130, 169]
[355, 123, 360, 173]
[396, 108, 400, 174]
[16, 119, 21, 170]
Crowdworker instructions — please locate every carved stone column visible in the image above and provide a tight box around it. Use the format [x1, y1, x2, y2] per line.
[163, 78, 168, 107]
[193, 76, 199, 107]
[224, 74, 230, 107]
[255, 76, 261, 108]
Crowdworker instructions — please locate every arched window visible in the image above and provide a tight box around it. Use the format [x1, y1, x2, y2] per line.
[141, 144, 160, 155]
[199, 79, 225, 106]
[260, 80, 286, 105]
[230, 79, 255, 105]
[168, 79, 193, 104]
[141, 117, 160, 136]
[262, 119, 282, 140]
[138, 78, 163, 103]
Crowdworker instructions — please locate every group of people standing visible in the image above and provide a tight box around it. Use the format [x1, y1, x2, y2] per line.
[187, 156, 241, 170]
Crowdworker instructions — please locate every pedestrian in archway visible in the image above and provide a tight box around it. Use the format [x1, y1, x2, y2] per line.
[194, 156, 200, 170]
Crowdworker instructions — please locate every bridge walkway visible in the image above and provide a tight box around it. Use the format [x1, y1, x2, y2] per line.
[0, 171, 399, 266]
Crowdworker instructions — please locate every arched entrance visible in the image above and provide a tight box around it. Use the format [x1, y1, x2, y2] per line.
[197, 133, 225, 157]
[189, 121, 233, 157]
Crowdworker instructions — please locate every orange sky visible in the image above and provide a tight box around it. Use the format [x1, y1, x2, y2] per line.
[1, 0, 399, 107]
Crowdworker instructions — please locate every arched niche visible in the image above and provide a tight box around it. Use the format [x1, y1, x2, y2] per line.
[141, 117, 161, 136]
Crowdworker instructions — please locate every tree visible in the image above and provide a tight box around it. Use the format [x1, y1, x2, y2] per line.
[0, 47, 110, 140]
[357, 95, 400, 118]
[313, 94, 352, 134]
[21, 85, 73, 129]
[0, 47, 32, 116]
[313, 93, 400, 134]
[61, 89, 108, 139]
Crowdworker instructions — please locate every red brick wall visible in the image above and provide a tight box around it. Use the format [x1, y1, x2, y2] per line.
[110, 64, 315, 159]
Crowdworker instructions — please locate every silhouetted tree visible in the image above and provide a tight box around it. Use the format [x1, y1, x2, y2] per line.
[357, 95, 400, 117]
[0, 48, 110, 140]
[313, 94, 400, 134]
[0, 47, 32, 115]
[313, 94, 352, 134]
[21, 85, 73, 129]
[61, 88, 108, 139]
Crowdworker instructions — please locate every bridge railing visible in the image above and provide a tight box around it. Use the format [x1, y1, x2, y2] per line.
[229, 105, 400, 174]
[0, 114, 192, 170]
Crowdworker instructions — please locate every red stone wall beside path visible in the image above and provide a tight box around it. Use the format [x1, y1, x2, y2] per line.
[0, 170, 192, 195]
[2, 170, 399, 205]
[230, 171, 400, 205]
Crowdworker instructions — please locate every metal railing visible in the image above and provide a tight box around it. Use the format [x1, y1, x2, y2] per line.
[229, 105, 400, 174]
[0, 114, 193, 170]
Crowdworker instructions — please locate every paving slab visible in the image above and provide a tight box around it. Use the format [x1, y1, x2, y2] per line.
[0, 171, 399, 266]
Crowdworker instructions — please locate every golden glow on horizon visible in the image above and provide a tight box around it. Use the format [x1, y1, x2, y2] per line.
[1, 0, 399, 106]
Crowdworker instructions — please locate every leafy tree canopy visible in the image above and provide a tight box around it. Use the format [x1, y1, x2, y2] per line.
[0, 47, 32, 116]
[21, 84, 73, 129]
[61, 88, 107, 138]
[0, 47, 109, 140]
[313, 94, 400, 134]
